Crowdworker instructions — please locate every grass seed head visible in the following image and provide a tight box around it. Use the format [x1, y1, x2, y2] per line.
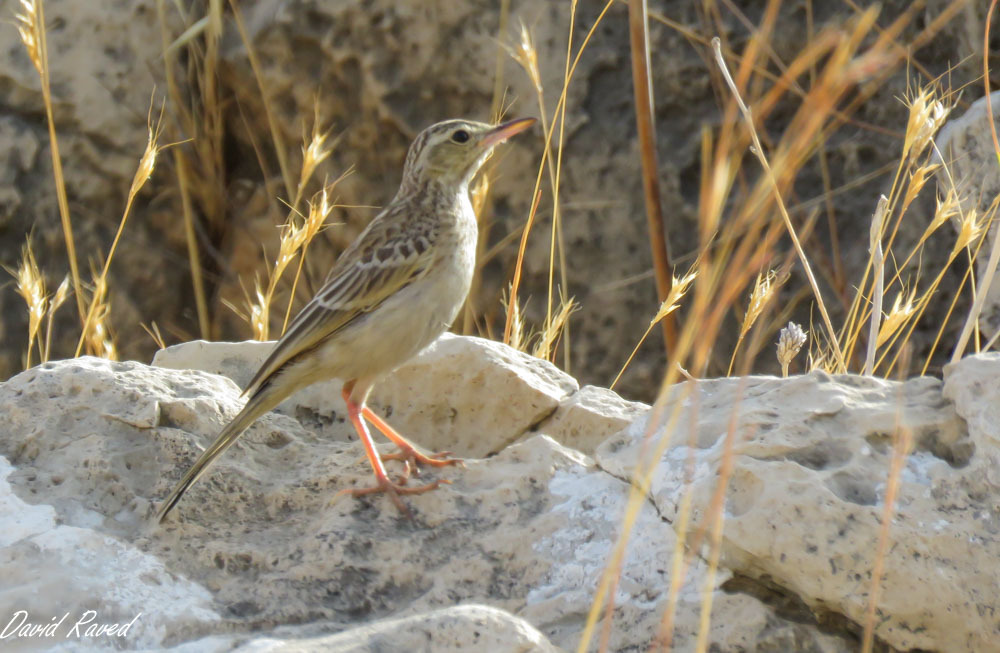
[15, 0, 42, 75]
[740, 270, 777, 338]
[651, 269, 698, 325]
[50, 274, 71, 312]
[877, 289, 917, 348]
[84, 268, 117, 360]
[950, 208, 983, 261]
[903, 86, 950, 163]
[129, 109, 164, 200]
[901, 164, 938, 216]
[510, 23, 542, 93]
[920, 188, 960, 246]
[298, 107, 334, 195]
[249, 280, 268, 341]
[532, 296, 578, 361]
[13, 242, 47, 343]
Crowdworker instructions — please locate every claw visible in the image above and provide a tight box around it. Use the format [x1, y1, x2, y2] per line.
[381, 446, 464, 477]
[334, 476, 452, 519]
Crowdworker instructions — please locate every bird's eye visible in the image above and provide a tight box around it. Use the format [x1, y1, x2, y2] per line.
[451, 129, 470, 144]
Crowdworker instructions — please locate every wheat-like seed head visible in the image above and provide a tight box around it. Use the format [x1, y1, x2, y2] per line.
[275, 220, 307, 275]
[249, 281, 268, 341]
[900, 164, 939, 216]
[129, 108, 163, 200]
[501, 284, 525, 353]
[50, 275, 71, 312]
[298, 108, 334, 196]
[903, 85, 950, 163]
[15, 0, 42, 75]
[14, 243, 47, 343]
[510, 23, 542, 93]
[739, 270, 777, 338]
[919, 188, 961, 246]
[876, 289, 917, 348]
[651, 269, 697, 325]
[84, 269, 117, 360]
[532, 296, 578, 361]
[302, 175, 346, 243]
[950, 208, 983, 261]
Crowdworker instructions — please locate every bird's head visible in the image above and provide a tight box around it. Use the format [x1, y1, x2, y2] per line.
[401, 117, 536, 189]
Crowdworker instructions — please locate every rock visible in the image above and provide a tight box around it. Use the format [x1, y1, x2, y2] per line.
[0, 456, 221, 650]
[534, 384, 648, 455]
[0, 348, 858, 652]
[227, 605, 561, 653]
[935, 90, 1000, 338]
[597, 365, 995, 652]
[152, 333, 580, 457]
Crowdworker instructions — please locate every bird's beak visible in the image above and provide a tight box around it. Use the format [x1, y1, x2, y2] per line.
[480, 117, 536, 148]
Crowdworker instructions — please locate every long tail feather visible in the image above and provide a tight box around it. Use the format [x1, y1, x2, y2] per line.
[156, 386, 281, 523]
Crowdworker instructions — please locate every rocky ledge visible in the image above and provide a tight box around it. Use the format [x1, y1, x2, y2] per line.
[0, 334, 997, 651]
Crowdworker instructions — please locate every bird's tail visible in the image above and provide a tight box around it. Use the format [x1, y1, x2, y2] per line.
[155, 385, 281, 523]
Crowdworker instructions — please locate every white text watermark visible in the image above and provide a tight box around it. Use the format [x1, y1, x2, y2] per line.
[1, 611, 141, 640]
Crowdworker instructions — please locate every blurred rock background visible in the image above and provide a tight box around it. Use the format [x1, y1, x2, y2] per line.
[0, 0, 994, 400]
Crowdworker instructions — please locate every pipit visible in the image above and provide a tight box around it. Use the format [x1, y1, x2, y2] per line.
[156, 117, 536, 523]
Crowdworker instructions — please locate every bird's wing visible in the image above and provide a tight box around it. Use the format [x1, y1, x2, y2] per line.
[243, 210, 435, 397]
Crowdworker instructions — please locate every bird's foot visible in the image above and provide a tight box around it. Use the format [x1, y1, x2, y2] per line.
[333, 474, 452, 519]
[381, 445, 464, 478]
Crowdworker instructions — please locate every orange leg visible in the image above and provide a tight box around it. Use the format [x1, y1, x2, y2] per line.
[361, 406, 464, 477]
[335, 385, 448, 517]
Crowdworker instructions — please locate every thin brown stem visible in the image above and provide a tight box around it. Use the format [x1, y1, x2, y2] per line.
[628, 0, 677, 356]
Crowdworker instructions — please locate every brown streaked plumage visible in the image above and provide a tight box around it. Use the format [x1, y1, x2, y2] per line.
[156, 117, 535, 523]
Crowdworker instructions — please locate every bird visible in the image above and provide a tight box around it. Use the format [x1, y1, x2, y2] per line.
[155, 117, 535, 523]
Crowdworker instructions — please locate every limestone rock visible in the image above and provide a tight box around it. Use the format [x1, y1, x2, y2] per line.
[0, 350, 854, 652]
[227, 605, 561, 653]
[0, 456, 221, 650]
[534, 384, 648, 455]
[598, 365, 995, 652]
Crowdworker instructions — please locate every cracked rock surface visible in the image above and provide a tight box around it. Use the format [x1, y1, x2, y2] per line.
[1, 335, 997, 651]
[598, 360, 999, 652]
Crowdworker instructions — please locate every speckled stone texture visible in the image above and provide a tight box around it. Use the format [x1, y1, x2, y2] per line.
[0, 335, 911, 652]
[598, 358, 999, 651]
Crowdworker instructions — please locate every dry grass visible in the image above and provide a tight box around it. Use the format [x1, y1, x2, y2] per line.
[15, 0, 85, 323]
[9, 241, 46, 368]
[503, 0, 617, 353]
[574, 1, 975, 651]
[75, 101, 167, 356]
[4, 0, 994, 650]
